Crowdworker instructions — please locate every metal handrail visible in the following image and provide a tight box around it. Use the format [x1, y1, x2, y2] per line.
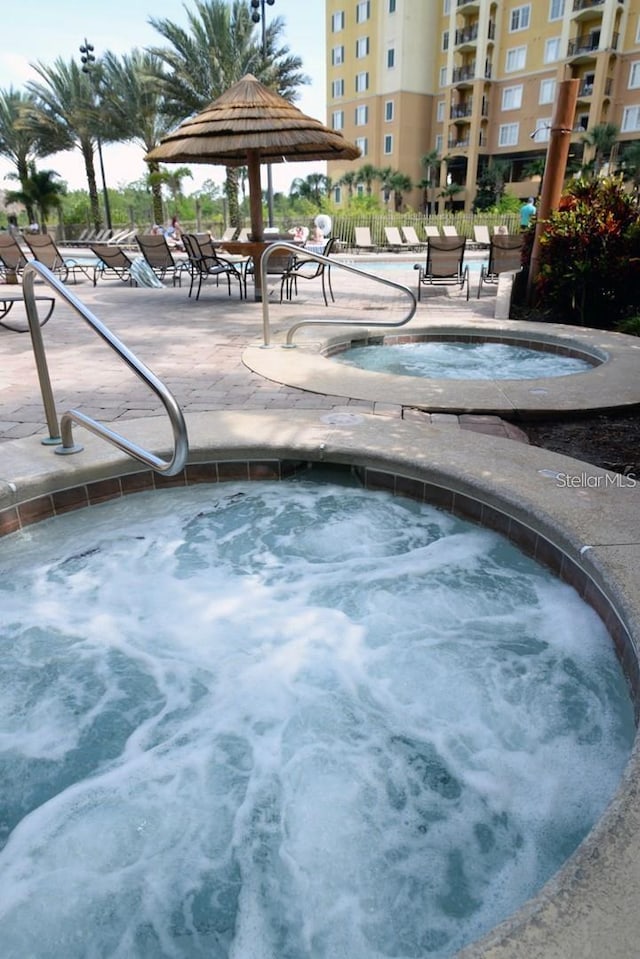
[22, 261, 189, 476]
[259, 242, 417, 347]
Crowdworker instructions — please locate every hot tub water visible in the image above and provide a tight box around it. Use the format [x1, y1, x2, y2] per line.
[0, 479, 633, 958]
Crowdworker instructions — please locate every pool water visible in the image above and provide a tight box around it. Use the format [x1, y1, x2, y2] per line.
[335, 341, 594, 380]
[0, 479, 633, 958]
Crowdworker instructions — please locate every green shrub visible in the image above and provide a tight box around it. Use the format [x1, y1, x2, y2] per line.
[533, 177, 640, 328]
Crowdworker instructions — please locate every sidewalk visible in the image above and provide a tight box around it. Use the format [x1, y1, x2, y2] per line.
[0, 261, 517, 445]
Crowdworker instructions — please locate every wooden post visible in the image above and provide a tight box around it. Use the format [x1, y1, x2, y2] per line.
[526, 78, 579, 304]
[247, 150, 265, 301]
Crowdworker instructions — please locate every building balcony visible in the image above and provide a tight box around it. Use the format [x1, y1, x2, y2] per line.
[455, 24, 478, 48]
[568, 31, 618, 58]
[448, 138, 470, 150]
[452, 63, 476, 85]
[456, 0, 480, 9]
[573, 0, 605, 11]
[450, 102, 474, 119]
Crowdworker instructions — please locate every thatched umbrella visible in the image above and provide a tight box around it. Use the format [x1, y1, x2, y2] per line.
[146, 74, 360, 244]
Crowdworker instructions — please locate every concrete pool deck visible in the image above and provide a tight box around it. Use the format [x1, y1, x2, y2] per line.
[1, 262, 640, 958]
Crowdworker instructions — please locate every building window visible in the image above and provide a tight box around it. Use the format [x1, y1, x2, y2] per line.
[549, 0, 564, 20]
[439, 66, 448, 86]
[510, 5, 531, 32]
[331, 11, 345, 32]
[331, 45, 344, 66]
[331, 78, 344, 98]
[437, 100, 445, 122]
[355, 105, 368, 125]
[333, 186, 342, 204]
[498, 122, 519, 146]
[505, 46, 526, 72]
[356, 1, 370, 23]
[539, 77, 556, 104]
[443, 0, 450, 13]
[387, 47, 395, 68]
[356, 37, 370, 58]
[332, 110, 344, 130]
[384, 134, 393, 154]
[385, 99, 394, 121]
[622, 105, 640, 132]
[355, 71, 369, 92]
[502, 85, 523, 110]
[630, 62, 640, 89]
[443, 30, 449, 51]
[544, 37, 561, 63]
[389, 0, 396, 12]
[355, 136, 368, 155]
[435, 134, 444, 153]
[533, 118, 551, 141]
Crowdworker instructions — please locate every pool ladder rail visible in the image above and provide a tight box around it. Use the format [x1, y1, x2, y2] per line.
[258, 242, 418, 347]
[22, 261, 188, 477]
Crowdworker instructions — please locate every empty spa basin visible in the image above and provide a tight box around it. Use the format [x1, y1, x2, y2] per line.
[0, 478, 633, 959]
[334, 338, 596, 380]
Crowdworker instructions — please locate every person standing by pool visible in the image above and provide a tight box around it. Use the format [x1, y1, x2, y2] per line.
[520, 197, 537, 230]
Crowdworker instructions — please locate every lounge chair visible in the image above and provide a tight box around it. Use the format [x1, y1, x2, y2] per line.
[135, 233, 189, 286]
[477, 234, 524, 298]
[384, 226, 410, 251]
[280, 237, 336, 306]
[354, 226, 376, 251]
[182, 233, 248, 299]
[236, 228, 251, 243]
[473, 225, 491, 248]
[441, 225, 459, 237]
[401, 226, 428, 250]
[415, 236, 469, 301]
[24, 233, 93, 283]
[0, 233, 29, 281]
[89, 243, 136, 286]
[424, 225, 440, 238]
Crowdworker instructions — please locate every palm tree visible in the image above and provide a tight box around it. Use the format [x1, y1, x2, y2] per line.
[337, 169, 359, 202]
[0, 87, 70, 224]
[101, 49, 174, 225]
[357, 162, 379, 196]
[439, 181, 463, 211]
[388, 171, 413, 212]
[580, 122, 619, 177]
[148, 0, 308, 228]
[420, 149, 440, 214]
[4, 162, 66, 233]
[620, 141, 640, 197]
[378, 165, 395, 206]
[26, 59, 105, 230]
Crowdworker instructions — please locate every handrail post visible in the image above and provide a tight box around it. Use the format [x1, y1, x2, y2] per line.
[22, 266, 63, 445]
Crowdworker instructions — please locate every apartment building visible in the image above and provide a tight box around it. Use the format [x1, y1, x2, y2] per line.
[326, 0, 640, 212]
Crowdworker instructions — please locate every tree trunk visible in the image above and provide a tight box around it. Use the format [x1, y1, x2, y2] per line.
[226, 167, 241, 229]
[16, 157, 36, 223]
[146, 160, 164, 225]
[81, 138, 101, 231]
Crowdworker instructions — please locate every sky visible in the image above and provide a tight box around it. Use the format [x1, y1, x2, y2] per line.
[0, 0, 327, 199]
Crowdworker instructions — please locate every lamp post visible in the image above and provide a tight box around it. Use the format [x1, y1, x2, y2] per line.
[79, 38, 112, 233]
[250, 0, 276, 229]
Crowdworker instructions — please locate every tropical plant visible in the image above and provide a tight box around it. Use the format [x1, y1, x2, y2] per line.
[26, 59, 109, 229]
[0, 87, 70, 223]
[420, 150, 440, 214]
[439, 181, 464, 210]
[533, 176, 640, 327]
[4, 162, 67, 232]
[101, 49, 175, 225]
[337, 169, 359, 202]
[620, 141, 640, 197]
[148, 0, 308, 228]
[356, 163, 379, 197]
[580, 122, 619, 178]
[388, 171, 413, 212]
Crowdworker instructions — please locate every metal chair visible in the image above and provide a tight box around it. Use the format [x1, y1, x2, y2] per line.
[477, 234, 524, 298]
[415, 236, 469, 300]
[0, 233, 29, 282]
[23, 233, 93, 283]
[280, 237, 337, 306]
[182, 233, 248, 300]
[135, 233, 189, 286]
[89, 243, 136, 286]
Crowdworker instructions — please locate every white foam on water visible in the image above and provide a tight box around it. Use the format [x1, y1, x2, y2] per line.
[335, 341, 594, 380]
[0, 480, 633, 958]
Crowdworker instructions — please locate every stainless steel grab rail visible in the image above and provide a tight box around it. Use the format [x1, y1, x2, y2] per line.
[259, 242, 417, 347]
[22, 262, 189, 476]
